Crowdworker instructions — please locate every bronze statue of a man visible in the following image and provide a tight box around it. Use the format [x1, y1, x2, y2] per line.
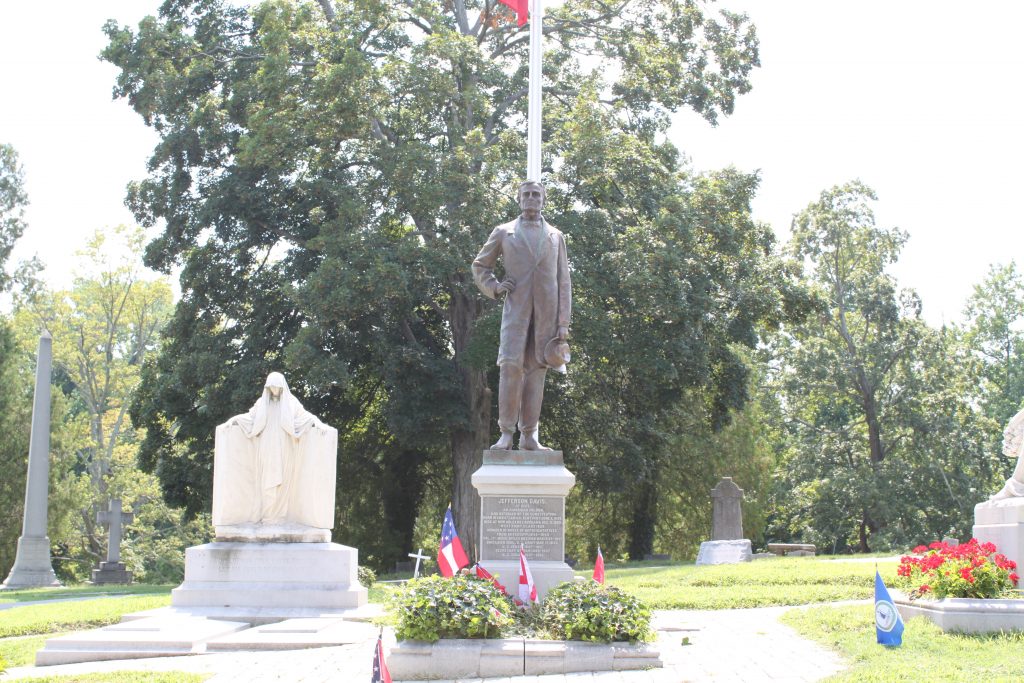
[472, 181, 572, 450]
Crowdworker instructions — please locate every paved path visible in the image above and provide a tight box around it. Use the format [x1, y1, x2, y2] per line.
[2, 603, 848, 682]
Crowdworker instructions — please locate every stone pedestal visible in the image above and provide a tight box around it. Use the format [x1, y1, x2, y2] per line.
[472, 450, 575, 600]
[92, 561, 133, 585]
[171, 542, 367, 611]
[2, 536, 60, 589]
[973, 498, 1024, 571]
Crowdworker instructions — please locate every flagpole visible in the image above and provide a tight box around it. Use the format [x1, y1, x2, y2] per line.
[526, 0, 543, 182]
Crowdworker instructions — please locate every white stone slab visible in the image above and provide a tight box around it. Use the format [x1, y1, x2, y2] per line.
[35, 616, 248, 666]
[124, 603, 383, 626]
[695, 539, 752, 565]
[206, 617, 378, 651]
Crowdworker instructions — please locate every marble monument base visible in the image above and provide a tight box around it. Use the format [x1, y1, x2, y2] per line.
[171, 541, 367, 612]
[695, 539, 753, 565]
[973, 497, 1024, 571]
[214, 521, 331, 543]
[91, 561, 132, 585]
[2, 535, 61, 589]
[472, 449, 576, 602]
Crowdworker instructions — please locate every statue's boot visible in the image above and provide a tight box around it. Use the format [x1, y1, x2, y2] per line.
[518, 367, 551, 450]
[492, 364, 524, 450]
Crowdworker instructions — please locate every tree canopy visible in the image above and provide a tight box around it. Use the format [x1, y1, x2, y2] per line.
[104, 0, 808, 564]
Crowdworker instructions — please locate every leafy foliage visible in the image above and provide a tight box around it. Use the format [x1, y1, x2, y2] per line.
[767, 182, 995, 553]
[103, 0, 799, 564]
[357, 564, 377, 588]
[5, 226, 207, 583]
[0, 143, 28, 292]
[390, 573, 514, 641]
[541, 580, 652, 643]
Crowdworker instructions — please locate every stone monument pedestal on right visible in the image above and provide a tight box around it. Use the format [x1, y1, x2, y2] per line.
[973, 498, 1024, 573]
[472, 450, 575, 600]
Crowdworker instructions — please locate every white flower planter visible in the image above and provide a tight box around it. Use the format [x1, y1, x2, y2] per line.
[892, 589, 1024, 633]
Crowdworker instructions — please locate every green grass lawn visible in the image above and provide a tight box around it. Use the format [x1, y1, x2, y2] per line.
[0, 594, 171, 638]
[4, 673, 209, 682]
[0, 633, 67, 668]
[585, 556, 901, 609]
[0, 585, 172, 605]
[782, 603, 1024, 682]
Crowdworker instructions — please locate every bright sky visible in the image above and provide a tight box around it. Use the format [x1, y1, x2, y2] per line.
[2, 1, 1022, 326]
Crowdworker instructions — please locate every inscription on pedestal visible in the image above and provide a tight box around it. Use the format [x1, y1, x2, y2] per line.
[480, 496, 563, 561]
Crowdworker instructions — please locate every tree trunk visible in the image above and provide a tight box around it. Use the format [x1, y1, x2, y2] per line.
[862, 392, 884, 464]
[627, 481, 658, 560]
[858, 511, 871, 553]
[448, 284, 490, 562]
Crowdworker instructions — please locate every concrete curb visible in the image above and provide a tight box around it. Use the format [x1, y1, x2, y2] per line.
[387, 637, 662, 679]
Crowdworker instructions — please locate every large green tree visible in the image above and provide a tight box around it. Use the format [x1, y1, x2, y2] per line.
[105, 0, 798, 561]
[769, 182, 994, 552]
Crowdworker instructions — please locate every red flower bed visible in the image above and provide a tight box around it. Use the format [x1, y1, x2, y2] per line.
[895, 539, 1019, 600]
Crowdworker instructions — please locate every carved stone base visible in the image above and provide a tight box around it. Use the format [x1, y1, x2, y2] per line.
[472, 449, 576, 601]
[2, 535, 61, 589]
[91, 561, 133, 585]
[171, 542, 366, 611]
[214, 522, 331, 543]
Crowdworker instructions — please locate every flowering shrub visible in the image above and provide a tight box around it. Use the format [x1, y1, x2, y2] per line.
[895, 538, 1019, 600]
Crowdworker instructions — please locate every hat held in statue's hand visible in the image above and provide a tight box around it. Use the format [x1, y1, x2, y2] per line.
[544, 337, 571, 368]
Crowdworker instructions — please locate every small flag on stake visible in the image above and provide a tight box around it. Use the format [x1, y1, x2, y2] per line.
[437, 505, 469, 577]
[371, 630, 392, 683]
[518, 546, 538, 605]
[593, 545, 605, 584]
[475, 563, 510, 595]
[874, 570, 904, 647]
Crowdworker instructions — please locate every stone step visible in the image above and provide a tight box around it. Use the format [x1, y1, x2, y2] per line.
[206, 617, 378, 651]
[35, 616, 248, 666]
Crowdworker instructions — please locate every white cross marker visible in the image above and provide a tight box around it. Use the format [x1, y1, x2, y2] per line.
[408, 548, 430, 578]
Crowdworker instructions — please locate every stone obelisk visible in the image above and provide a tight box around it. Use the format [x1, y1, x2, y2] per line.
[2, 331, 60, 589]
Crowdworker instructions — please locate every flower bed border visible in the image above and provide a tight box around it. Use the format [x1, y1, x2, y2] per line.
[386, 637, 662, 679]
[892, 589, 1024, 634]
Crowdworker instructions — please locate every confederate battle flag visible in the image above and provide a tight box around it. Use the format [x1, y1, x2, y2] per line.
[437, 506, 469, 577]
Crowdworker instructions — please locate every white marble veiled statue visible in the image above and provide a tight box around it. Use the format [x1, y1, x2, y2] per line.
[991, 407, 1024, 500]
[212, 372, 337, 542]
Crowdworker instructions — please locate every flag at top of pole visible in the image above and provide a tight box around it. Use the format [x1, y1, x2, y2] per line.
[499, 0, 544, 182]
[498, 0, 528, 26]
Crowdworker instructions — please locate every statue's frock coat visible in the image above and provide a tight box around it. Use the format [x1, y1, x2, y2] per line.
[472, 218, 572, 369]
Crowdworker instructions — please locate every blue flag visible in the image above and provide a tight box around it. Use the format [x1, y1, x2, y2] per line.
[874, 570, 904, 646]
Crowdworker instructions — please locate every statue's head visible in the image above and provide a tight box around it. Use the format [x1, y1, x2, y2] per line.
[518, 181, 545, 216]
[265, 372, 288, 400]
